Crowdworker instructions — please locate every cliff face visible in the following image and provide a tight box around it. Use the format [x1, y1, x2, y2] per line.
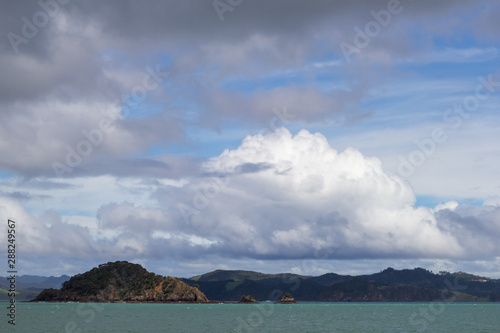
[33, 261, 209, 303]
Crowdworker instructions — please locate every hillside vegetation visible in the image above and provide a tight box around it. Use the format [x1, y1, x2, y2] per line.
[184, 267, 500, 302]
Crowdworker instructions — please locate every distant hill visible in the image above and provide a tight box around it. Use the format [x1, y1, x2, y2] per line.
[1, 275, 70, 291]
[191, 269, 306, 282]
[0, 275, 70, 302]
[360, 267, 438, 287]
[0, 286, 39, 302]
[308, 272, 350, 286]
[33, 261, 209, 303]
[183, 267, 500, 302]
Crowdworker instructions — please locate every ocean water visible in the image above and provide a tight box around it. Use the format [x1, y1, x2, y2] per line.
[2, 302, 499, 332]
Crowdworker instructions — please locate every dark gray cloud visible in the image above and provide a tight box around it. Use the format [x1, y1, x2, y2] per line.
[60, 0, 471, 43]
[57, 154, 203, 179]
[474, 3, 500, 42]
[0, 0, 495, 177]
[436, 204, 500, 258]
[0, 191, 51, 202]
[14, 178, 76, 189]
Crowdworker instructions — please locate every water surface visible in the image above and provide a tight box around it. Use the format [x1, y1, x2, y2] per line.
[2, 302, 499, 332]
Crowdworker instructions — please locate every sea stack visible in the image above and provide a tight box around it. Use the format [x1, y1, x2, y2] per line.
[275, 292, 298, 304]
[238, 295, 258, 303]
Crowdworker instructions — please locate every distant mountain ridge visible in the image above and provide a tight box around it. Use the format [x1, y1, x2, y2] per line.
[8, 264, 500, 303]
[183, 267, 500, 302]
[1, 274, 70, 290]
[0, 274, 70, 302]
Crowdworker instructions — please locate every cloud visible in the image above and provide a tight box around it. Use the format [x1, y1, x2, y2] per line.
[89, 129, 500, 261]
[1, 128, 499, 276]
[0, 196, 94, 257]
[169, 128, 463, 259]
[424, 47, 498, 63]
[435, 204, 500, 258]
[0, 0, 497, 178]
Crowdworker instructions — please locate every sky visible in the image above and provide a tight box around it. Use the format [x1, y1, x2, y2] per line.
[0, 0, 499, 279]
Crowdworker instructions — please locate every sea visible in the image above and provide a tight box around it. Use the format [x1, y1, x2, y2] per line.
[1, 302, 499, 332]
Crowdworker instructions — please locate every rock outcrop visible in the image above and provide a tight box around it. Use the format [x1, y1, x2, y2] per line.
[238, 295, 258, 303]
[275, 292, 298, 304]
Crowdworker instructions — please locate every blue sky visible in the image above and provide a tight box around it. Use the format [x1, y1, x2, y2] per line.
[0, 0, 499, 279]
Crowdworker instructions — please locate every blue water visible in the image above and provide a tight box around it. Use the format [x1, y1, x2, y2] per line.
[2, 302, 499, 332]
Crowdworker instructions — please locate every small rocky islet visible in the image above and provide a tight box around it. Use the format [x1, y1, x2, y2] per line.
[238, 295, 258, 303]
[274, 292, 298, 304]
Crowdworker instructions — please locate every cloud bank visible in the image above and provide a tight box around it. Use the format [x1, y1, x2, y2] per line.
[2, 129, 498, 274]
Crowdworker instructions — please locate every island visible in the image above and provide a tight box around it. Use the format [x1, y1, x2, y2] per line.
[274, 292, 298, 304]
[32, 261, 210, 303]
[238, 295, 258, 303]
